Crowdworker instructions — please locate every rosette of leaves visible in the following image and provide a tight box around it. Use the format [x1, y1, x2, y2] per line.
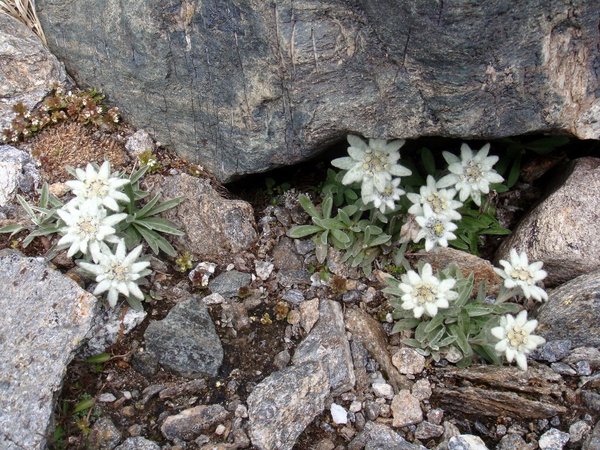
[0, 182, 63, 246]
[119, 166, 184, 256]
[287, 194, 392, 275]
[385, 264, 521, 366]
[451, 202, 511, 255]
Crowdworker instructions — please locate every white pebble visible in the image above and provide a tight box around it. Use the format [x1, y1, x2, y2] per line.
[330, 403, 348, 425]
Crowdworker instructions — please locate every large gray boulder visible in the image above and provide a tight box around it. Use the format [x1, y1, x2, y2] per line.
[0, 14, 66, 132]
[36, 0, 599, 181]
[496, 158, 600, 286]
[0, 250, 97, 450]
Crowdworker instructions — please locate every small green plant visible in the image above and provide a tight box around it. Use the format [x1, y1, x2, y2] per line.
[264, 177, 292, 205]
[1, 86, 120, 143]
[138, 149, 162, 174]
[385, 263, 521, 366]
[175, 251, 194, 272]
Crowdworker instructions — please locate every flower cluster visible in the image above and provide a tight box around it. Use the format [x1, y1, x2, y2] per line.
[56, 161, 150, 307]
[331, 135, 411, 213]
[1, 86, 120, 144]
[397, 263, 458, 318]
[491, 310, 545, 370]
[494, 248, 549, 302]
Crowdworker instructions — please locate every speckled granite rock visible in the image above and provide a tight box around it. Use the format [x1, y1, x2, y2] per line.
[0, 250, 97, 450]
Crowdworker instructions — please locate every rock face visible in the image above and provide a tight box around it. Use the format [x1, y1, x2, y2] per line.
[537, 270, 600, 348]
[0, 250, 97, 450]
[0, 145, 40, 207]
[0, 14, 66, 132]
[150, 174, 256, 260]
[496, 158, 600, 286]
[144, 296, 223, 378]
[36, 0, 599, 181]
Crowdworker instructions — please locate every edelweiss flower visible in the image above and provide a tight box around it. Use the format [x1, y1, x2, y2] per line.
[66, 161, 130, 211]
[57, 201, 126, 261]
[437, 143, 504, 206]
[398, 263, 458, 318]
[363, 178, 405, 213]
[491, 310, 545, 370]
[494, 248, 548, 301]
[415, 207, 458, 251]
[79, 240, 151, 307]
[331, 135, 411, 201]
[407, 175, 462, 221]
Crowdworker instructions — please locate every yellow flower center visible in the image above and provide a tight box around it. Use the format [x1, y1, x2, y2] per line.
[507, 326, 528, 348]
[464, 161, 483, 183]
[432, 221, 445, 237]
[108, 262, 128, 281]
[78, 218, 98, 236]
[416, 284, 436, 303]
[86, 178, 109, 197]
[510, 267, 532, 282]
[426, 193, 447, 214]
[361, 150, 389, 175]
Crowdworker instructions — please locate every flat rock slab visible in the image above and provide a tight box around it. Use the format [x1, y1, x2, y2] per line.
[537, 269, 600, 348]
[0, 251, 97, 450]
[496, 158, 600, 286]
[150, 174, 256, 260]
[144, 296, 223, 378]
[248, 361, 330, 450]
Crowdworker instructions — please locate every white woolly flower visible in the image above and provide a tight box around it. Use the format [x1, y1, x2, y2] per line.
[66, 161, 130, 211]
[363, 178, 405, 213]
[494, 248, 548, 302]
[491, 310, 546, 371]
[406, 175, 462, 221]
[331, 135, 411, 202]
[79, 240, 151, 307]
[437, 143, 504, 206]
[398, 263, 458, 318]
[57, 201, 126, 261]
[414, 207, 458, 251]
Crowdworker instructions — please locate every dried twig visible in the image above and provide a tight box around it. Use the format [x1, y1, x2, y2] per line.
[0, 0, 47, 45]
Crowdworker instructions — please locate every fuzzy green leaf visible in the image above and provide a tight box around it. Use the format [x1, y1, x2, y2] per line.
[287, 225, 323, 238]
[85, 353, 111, 364]
[367, 233, 391, 247]
[146, 197, 184, 216]
[331, 228, 351, 245]
[135, 194, 161, 218]
[322, 195, 333, 220]
[133, 224, 160, 254]
[392, 318, 420, 333]
[298, 195, 320, 218]
[134, 217, 184, 235]
[73, 398, 95, 414]
[0, 223, 26, 236]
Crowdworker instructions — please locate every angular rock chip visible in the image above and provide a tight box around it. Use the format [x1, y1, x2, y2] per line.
[161, 404, 228, 441]
[248, 362, 330, 450]
[292, 299, 355, 394]
[0, 251, 97, 450]
[144, 296, 223, 378]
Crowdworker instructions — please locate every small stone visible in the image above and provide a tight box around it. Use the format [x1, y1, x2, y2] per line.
[427, 408, 444, 425]
[444, 346, 463, 363]
[209, 270, 252, 298]
[189, 262, 217, 287]
[121, 406, 136, 417]
[315, 438, 336, 450]
[215, 424, 226, 435]
[282, 289, 305, 305]
[364, 401, 381, 421]
[273, 349, 291, 370]
[448, 434, 489, 450]
[97, 393, 117, 403]
[0, 146, 40, 207]
[539, 428, 570, 449]
[391, 390, 423, 427]
[127, 424, 142, 437]
[294, 239, 315, 255]
[342, 290, 361, 303]
[255, 260, 274, 281]
[273, 237, 304, 271]
[532, 340, 572, 363]
[159, 379, 207, 400]
[331, 403, 348, 425]
[392, 348, 426, 375]
[287, 309, 301, 325]
[415, 421, 444, 439]
[115, 436, 161, 450]
[569, 420, 591, 444]
[299, 298, 320, 333]
[202, 293, 225, 305]
[235, 404, 248, 418]
[48, 182, 69, 198]
[88, 417, 122, 450]
[497, 434, 533, 450]
[372, 382, 394, 399]
[412, 378, 432, 401]
[161, 404, 228, 441]
[349, 400, 362, 413]
[496, 425, 507, 437]
[125, 129, 156, 156]
[550, 362, 577, 376]
[443, 421, 461, 440]
[564, 347, 600, 370]
[576, 360, 592, 376]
